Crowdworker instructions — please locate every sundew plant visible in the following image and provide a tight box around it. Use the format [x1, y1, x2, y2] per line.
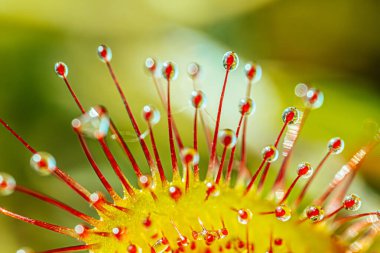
[0, 45, 379, 253]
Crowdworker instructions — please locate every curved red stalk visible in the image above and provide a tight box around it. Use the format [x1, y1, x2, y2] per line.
[207, 68, 230, 176]
[148, 124, 166, 184]
[294, 150, 332, 208]
[257, 121, 289, 192]
[272, 109, 310, 191]
[315, 138, 379, 206]
[215, 146, 228, 184]
[40, 244, 94, 253]
[61, 75, 143, 181]
[151, 74, 184, 150]
[279, 175, 301, 205]
[76, 132, 120, 200]
[98, 138, 135, 196]
[0, 119, 37, 154]
[185, 164, 190, 192]
[104, 61, 156, 172]
[0, 207, 76, 237]
[53, 168, 92, 202]
[226, 114, 245, 182]
[63, 77, 86, 114]
[193, 109, 199, 180]
[244, 158, 268, 195]
[238, 118, 249, 177]
[334, 212, 378, 226]
[15, 186, 97, 225]
[0, 118, 111, 203]
[166, 79, 179, 175]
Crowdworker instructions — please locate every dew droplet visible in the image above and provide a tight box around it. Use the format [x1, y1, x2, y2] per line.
[72, 106, 110, 139]
[190, 90, 207, 109]
[112, 227, 125, 239]
[180, 147, 200, 166]
[187, 62, 200, 79]
[142, 105, 161, 126]
[222, 51, 239, 71]
[343, 194, 362, 211]
[97, 44, 112, 62]
[244, 62, 262, 83]
[328, 137, 344, 155]
[275, 204, 292, 222]
[74, 224, 88, 236]
[297, 162, 313, 178]
[239, 98, 255, 116]
[89, 192, 105, 205]
[304, 88, 324, 109]
[145, 57, 157, 73]
[217, 228, 228, 239]
[138, 174, 153, 189]
[16, 248, 34, 253]
[205, 181, 220, 198]
[30, 152, 57, 176]
[237, 208, 253, 224]
[282, 107, 300, 125]
[153, 237, 170, 253]
[218, 129, 237, 149]
[204, 232, 218, 244]
[177, 236, 190, 247]
[128, 244, 142, 253]
[54, 62, 68, 78]
[295, 83, 309, 97]
[305, 205, 324, 222]
[261, 145, 279, 163]
[169, 185, 182, 201]
[161, 61, 178, 81]
[0, 172, 16, 196]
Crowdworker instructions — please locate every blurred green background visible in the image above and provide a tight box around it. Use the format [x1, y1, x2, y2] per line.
[0, 0, 379, 252]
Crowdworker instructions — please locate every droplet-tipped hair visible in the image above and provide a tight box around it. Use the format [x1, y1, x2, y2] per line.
[0, 45, 379, 253]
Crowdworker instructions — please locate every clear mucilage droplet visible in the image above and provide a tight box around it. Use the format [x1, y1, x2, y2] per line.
[145, 57, 157, 73]
[282, 107, 300, 125]
[262, 145, 279, 163]
[222, 51, 239, 71]
[142, 105, 161, 126]
[343, 194, 362, 211]
[275, 204, 292, 222]
[72, 106, 110, 139]
[30, 152, 57, 176]
[218, 129, 237, 149]
[328, 137, 344, 155]
[239, 98, 255, 116]
[237, 208, 253, 224]
[187, 62, 200, 79]
[54, 62, 68, 78]
[304, 88, 324, 109]
[161, 61, 178, 81]
[305, 205, 325, 222]
[152, 237, 170, 253]
[297, 162, 313, 179]
[244, 62, 262, 83]
[0, 172, 16, 196]
[191, 90, 207, 109]
[180, 148, 200, 166]
[97, 44, 112, 62]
